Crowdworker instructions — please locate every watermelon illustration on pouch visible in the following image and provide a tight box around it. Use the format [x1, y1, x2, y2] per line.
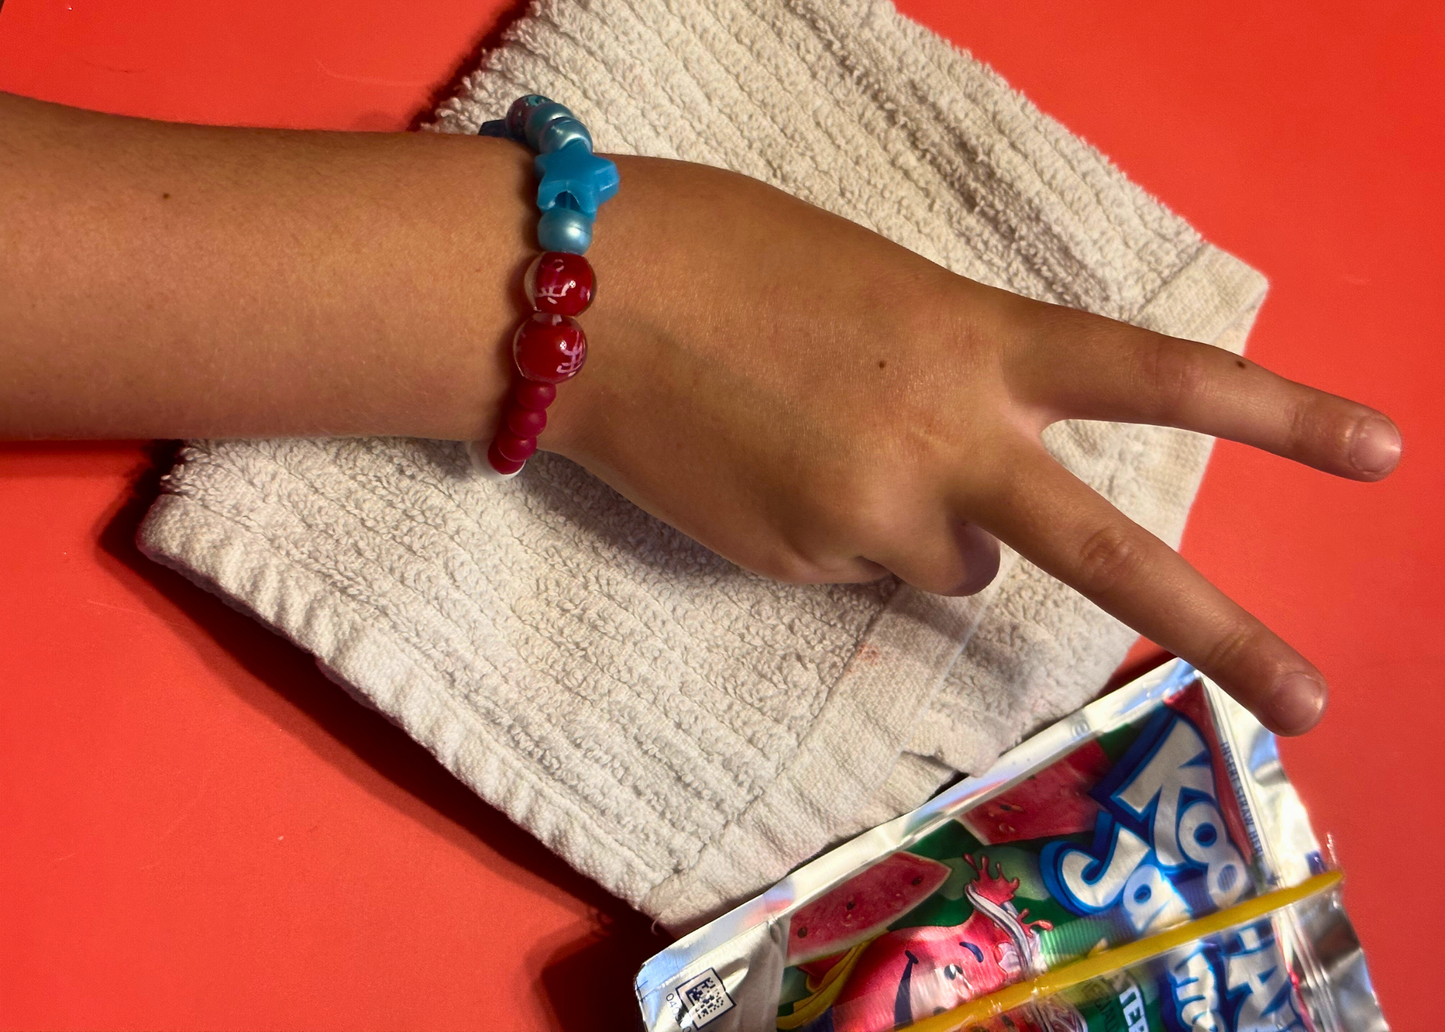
[787, 852, 950, 965]
[959, 740, 1110, 845]
[823, 855, 1054, 1032]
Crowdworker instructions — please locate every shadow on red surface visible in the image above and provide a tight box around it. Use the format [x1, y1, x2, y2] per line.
[90, 441, 668, 1030]
[407, 0, 533, 132]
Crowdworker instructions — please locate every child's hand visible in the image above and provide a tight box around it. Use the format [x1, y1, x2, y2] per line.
[553, 157, 1402, 736]
[0, 93, 1397, 737]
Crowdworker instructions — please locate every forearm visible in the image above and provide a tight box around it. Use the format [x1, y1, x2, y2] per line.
[0, 92, 532, 441]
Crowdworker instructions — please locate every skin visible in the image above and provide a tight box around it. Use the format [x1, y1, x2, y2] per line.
[0, 92, 1403, 735]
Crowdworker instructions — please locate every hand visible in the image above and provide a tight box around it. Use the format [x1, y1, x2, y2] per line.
[549, 156, 1402, 735]
[0, 92, 1398, 736]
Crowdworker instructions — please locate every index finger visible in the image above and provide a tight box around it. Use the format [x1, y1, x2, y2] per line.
[1004, 301, 1402, 482]
[969, 443, 1327, 735]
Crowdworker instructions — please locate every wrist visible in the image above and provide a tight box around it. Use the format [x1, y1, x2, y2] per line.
[471, 97, 621, 476]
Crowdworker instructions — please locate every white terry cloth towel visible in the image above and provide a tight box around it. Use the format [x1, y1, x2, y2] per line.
[138, 0, 1267, 931]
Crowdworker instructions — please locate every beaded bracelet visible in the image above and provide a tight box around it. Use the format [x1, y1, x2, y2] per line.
[468, 95, 620, 478]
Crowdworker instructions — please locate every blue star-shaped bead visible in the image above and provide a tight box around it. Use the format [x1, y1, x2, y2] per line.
[534, 142, 620, 217]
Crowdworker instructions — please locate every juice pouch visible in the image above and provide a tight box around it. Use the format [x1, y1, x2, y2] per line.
[635, 661, 1385, 1032]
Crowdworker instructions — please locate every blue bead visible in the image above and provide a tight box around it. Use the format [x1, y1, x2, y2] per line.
[524, 101, 574, 149]
[537, 206, 593, 254]
[537, 117, 593, 155]
[506, 95, 549, 141]
[534, 141, 620, 216]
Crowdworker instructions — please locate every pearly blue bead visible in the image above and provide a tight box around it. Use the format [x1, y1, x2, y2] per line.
[537, 117, 593, 155]
[523, 101, 574, 150]
[537, 205, 593, 254]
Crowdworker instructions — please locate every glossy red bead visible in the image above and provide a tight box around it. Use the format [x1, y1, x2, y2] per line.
[524, 251, 596, 316]
[512, 380, 557, 411]
[494, 431, 538, 463]
[486, 439, 526, 476]
[506, 405, 547, 438]
[512, 312, 587, 384]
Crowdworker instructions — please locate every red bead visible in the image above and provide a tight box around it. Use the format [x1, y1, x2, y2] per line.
[512, 380, 557, 411]
[494, 431, 538, 463]
[486, 439, 526, 476]
[524, 251, 596, 316]
[512, 312, 587, 384]
[506, 405, 547, 438]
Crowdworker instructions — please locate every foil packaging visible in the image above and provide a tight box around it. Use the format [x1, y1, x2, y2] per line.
[634, 660, 1386, 1032]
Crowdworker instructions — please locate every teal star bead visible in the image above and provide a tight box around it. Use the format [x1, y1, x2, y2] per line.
[534, 141, 620, 217]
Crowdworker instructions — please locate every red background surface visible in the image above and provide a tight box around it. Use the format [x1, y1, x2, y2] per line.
[1, 0, 1440, 1028]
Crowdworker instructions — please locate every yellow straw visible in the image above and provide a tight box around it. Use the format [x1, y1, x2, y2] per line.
[906, 869, 1342, 1032]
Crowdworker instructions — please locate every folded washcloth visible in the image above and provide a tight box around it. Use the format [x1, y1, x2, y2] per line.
[138, 0, 1266, 931]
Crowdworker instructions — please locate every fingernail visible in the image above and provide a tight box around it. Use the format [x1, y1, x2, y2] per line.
[1350, 416, 1402, 475]
[1269, 673, 1328, 735]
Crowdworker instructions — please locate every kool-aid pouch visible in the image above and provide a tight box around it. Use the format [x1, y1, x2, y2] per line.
[635, 660, 1385, 1031]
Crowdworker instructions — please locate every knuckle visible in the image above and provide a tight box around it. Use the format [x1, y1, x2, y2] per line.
[1199, 621, 1265, 679]
[1285, 394, 1352, 465]
[1284, 398, 1318, 458]
[1141, 337, 1209, 418]
[1074, 524, 1143, 597]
